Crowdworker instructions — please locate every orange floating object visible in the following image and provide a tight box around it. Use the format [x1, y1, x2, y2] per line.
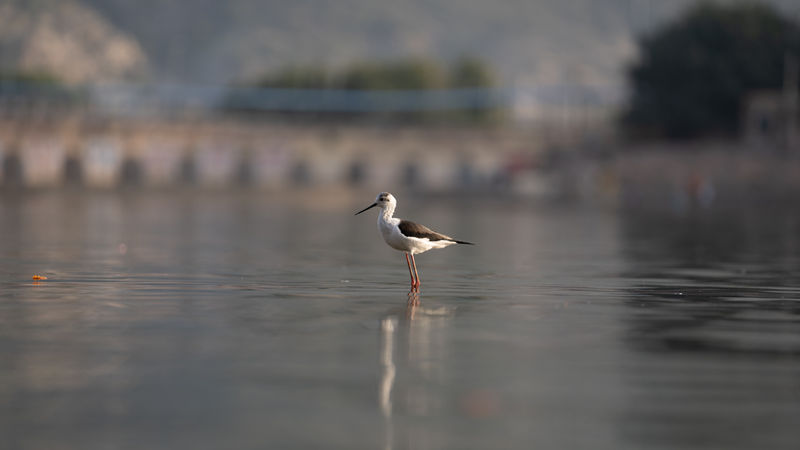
[32, 275, 47, 280]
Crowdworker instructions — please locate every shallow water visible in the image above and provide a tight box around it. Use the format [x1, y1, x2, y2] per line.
[0, 191, 798, 449]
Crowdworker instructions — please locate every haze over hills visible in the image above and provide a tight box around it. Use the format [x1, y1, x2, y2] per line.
[80, 0, 645, 86]
[0, 0, 148, 83]
[2, 0, 799, 87]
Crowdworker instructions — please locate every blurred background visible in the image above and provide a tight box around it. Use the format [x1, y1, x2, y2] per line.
[0, 0, 797, 200]
[2, 1, 800, 449]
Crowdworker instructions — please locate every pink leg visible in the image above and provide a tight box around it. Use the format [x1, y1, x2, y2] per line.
[405, 253, 416, 287]
[410, 254, 421, 289]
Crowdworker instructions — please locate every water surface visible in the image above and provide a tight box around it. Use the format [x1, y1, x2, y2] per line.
[0, 191, 798, 449]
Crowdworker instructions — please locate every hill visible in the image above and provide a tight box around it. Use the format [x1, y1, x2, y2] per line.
[0, 0, 148, 83]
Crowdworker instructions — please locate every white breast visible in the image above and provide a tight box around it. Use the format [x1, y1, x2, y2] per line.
[379, 217, 411, 252]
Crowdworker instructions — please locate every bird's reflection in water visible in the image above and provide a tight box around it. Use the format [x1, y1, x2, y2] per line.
[379, 316, 397, 450]
[406, 289, 420, 318]
[379, 290, 420, 422]
[379, 291, 455, 449]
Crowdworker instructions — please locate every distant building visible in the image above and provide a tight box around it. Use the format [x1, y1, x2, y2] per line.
[742, 90, 799, 151]
[742, 56, 799, 153]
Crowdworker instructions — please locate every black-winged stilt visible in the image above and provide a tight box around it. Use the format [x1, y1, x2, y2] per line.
[355, 192, 474, 290]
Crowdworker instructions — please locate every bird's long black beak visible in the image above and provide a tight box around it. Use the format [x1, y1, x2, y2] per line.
[355, 202, 377, 215]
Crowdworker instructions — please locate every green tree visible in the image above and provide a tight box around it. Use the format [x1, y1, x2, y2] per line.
[449, 57, 494, 88]
[623, 3, 800, 139]
[0, 71, 60, 85]
[0, 70, 80, 104]
[254, 65, 329, 89]
[337, 58, 446, 90]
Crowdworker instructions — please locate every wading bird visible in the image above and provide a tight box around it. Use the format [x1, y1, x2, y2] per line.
[355, 192, 473, 290]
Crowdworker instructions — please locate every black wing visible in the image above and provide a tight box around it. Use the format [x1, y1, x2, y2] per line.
[398, 220, 452, 241]
[398, 220, 474, 245]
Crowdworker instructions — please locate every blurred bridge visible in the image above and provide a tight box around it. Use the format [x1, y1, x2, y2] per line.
[0, 79, 623, 117]
[0, 81, 622, 193]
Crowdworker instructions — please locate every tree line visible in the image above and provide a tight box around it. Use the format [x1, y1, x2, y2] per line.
[250, 57, 494, 91]
[222, 57, 501, 124]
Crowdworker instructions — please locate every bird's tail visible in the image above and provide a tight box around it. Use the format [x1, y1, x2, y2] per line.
[454, 240, 475, 245]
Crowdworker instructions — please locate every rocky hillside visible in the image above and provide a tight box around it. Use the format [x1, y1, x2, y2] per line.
[0, 0, 148, 83]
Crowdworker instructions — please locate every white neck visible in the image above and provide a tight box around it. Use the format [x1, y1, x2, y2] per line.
[379, 203, 396, 223]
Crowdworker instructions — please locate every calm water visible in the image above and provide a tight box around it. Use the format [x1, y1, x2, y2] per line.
[0, 191, 798, 449]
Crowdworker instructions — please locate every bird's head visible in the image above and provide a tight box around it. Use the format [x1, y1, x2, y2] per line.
[355, 192, 396, 215]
